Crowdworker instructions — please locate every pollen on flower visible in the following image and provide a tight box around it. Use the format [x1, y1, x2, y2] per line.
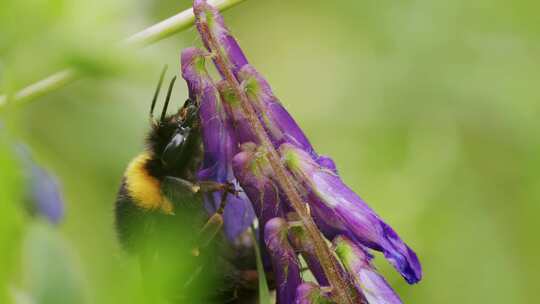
[194, 55, 207, 73]
[243, 76, 261, 98]
[281, 146, 301, 170]
[217, 81, 240, 107]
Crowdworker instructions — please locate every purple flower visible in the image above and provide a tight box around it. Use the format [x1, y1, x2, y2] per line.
[28, 164, 64, 224]
[281, 144, 422, 284]
[294, 283, 334, 304]
[334, 236, 402, 304]
[16, 144, 64, 224]
[181, 48, 254, 240]
[264, 217, 302, 304]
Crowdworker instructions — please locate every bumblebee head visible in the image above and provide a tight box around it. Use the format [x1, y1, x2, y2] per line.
[146, 66, 200, 173]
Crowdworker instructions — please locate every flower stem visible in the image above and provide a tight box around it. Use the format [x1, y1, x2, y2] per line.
[0, 0, 247, 108]
[198, 22, 358, 304]
[0, 69, 76, 108]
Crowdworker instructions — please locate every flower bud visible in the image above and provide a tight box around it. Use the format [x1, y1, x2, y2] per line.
[334, 236, 402, 304]
[265, 217, 302, 304]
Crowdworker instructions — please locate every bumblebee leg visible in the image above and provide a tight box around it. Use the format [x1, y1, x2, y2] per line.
[162, 176, 202, 195]
[198, 180, 239, 196]
[194, 188, 232, 252]
[197, 212, 225, 250]
[163, 176, 237, 198]
[162, 176, 237, 250]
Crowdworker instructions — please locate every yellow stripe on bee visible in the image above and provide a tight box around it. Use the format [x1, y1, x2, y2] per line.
[125, 152, 174, 214]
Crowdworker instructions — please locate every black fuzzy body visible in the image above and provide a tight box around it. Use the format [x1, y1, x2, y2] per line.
[114, 106, 258, 303]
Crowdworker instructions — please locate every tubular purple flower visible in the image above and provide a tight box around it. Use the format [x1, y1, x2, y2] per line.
[294, 283, 334, 304]
[280, 144, 422, 284]
[265, 217, 302, 304]
[181, 47, 254, 239]
[334, 236, 402, 304]
[193, 0, 249, 77]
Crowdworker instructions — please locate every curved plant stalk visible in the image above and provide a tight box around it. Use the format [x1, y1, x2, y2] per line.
[0, 70, 76, 108]
[0, 0, 247, 108]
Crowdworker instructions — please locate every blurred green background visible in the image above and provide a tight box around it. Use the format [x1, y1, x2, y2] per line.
[1, 0, 539, 303]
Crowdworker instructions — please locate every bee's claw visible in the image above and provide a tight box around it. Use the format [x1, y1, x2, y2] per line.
[222, 181, 241, 197]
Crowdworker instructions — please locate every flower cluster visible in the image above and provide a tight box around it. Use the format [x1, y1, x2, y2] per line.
[182, 1, 422, 303]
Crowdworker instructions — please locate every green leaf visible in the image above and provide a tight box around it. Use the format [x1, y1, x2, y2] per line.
[0, 130, 24, 304]
[250, 228, 272, 304]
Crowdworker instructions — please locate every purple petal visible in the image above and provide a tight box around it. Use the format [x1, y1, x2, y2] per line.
[294, 283, 334, 304]
[193, 0, 249, 77]
[334, 236, 402, 304]
[222, 189, 256, 239]
[181, 47, 255, 240]
[281, 144, 422, 284]
[265, 217, 303, 304]
[316, 155, 338, 174]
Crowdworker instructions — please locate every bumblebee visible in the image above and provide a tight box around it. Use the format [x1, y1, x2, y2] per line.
[115, 67, 258, 303]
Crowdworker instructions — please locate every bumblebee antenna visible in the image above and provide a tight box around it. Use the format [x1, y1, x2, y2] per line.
[161, 76, 177, 122]
[150, 65, 168, 118]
